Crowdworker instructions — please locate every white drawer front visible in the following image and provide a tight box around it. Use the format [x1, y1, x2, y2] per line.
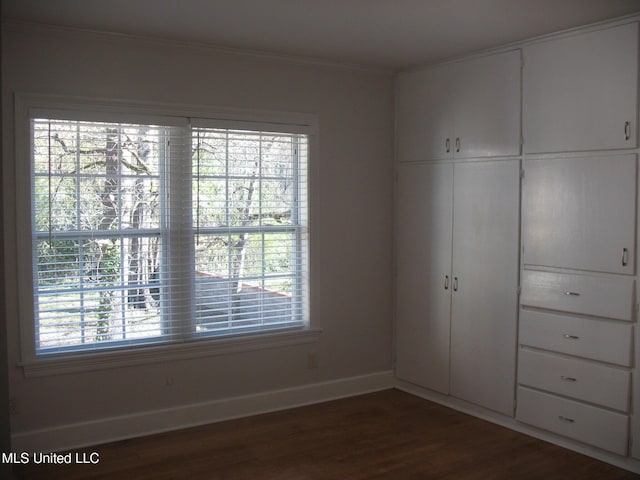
[521, 270, 634, 321]
[518, 349, 630, 412]
[517, 387, 629, 455]
[519, 309, 633, 366]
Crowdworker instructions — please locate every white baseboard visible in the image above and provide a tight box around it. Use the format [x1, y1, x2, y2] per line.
[12, 370, 394, 453]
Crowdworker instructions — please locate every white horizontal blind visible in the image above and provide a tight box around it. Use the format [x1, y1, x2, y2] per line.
[30, 115, 308, 355]
[190, 127, 308, 336]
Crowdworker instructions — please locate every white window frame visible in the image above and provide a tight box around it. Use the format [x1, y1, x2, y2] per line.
[14, 94, 320, 377]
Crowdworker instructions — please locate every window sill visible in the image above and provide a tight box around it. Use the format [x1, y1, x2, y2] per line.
[20, 328, 322, 378]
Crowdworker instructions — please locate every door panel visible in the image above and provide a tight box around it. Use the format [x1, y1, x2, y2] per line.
[452, 50, 522, 159]
[450, 160, 520, 415]
[396, 163, 453, 393]
[396, 66, 454, 162]
[523, 23, 638, 153]
[523, 154, 636, 274]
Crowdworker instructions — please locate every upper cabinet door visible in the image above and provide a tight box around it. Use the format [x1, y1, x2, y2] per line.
[523, 23, 638, 154]
[396, 65, 454, 162]
[523, 154, 637, 275]
[452, 50, 522, 159]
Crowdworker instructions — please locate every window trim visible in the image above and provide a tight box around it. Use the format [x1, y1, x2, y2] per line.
[14, 93, 320, 376]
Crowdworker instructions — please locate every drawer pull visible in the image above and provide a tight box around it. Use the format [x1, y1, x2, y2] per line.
[622, 248, 629, 267]
[558, 415, 575, 423]
[625, 121, 631, 141]
[563, 334, 580, 340]
[560, 376, 577, 382]
[564, 291, 580, 296]
[444, 275, 449, 290]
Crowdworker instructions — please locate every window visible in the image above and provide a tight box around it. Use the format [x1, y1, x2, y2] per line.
[22, 103, 311, 362]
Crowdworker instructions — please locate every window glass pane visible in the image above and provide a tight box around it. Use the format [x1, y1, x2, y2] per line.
[32, 118, 165, 353]
[192, 128, 307, 335]
[35, 236, 163, 351]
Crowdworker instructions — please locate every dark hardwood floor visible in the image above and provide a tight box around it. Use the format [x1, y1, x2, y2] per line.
[13, 389, 639, 479]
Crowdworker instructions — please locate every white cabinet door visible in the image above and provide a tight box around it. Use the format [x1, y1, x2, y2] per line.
[396, 65, 454, 162]
[452, 50, 521, 159]
[395, 163, 453, 393]
[397, 50, 521, 162]
[523, 23, 638, 153]
[523, 154, 636, 274]
[450, 160, 520, 415]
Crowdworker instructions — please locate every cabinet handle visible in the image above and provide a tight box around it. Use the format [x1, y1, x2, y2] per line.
[625, 121, 631, 141]
[563, 334, 580, 340]
[444, 275, 449, 290]
[558, 415, 575, 424]
[455, 137, 460, 153]
[622, 248, 629, 267]
[445, 138, 451, 153]
[563, 291, 580, 296]
[453, 277, 458, 292]
[560, 376, 577, 383]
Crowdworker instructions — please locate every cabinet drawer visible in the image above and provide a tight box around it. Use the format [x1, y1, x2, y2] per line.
[517, 387, 629, 455]
[518, 349, 630, 411]
[521, 270, 634, 321]
[519, 309, 633, 366]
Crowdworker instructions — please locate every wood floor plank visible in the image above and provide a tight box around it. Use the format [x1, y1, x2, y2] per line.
[13, 389, 640, 479]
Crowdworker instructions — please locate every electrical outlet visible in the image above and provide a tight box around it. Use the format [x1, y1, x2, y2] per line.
[307, 352, 318, 370]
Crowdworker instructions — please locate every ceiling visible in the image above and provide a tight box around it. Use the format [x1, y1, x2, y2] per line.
[3, 0, 640, 70]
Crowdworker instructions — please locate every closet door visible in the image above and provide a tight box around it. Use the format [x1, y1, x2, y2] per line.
[452, 50, 522, 159]
[450, 160, 520, 415]
[396, 65, 454, 162]
[523, 23, 638, 153]
[396, 163, 453, 393]
[523, 154, 636, 274]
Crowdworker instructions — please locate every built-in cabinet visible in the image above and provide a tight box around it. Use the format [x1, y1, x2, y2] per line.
[396, 49, 521, 162]
[516, 21, 639, 461]
[395, 16, 640, 471]
[395, 33, 521, 417]
[396, 160, 519, 415]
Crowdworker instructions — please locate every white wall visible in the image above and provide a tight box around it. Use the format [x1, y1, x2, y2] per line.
[1, 22, 394, 449]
